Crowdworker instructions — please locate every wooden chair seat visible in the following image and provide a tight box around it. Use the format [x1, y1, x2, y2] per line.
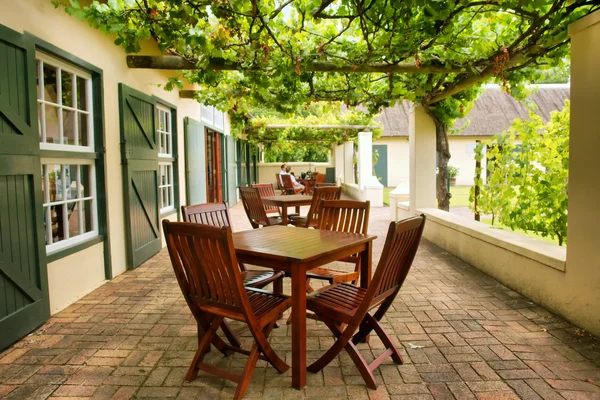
[243, 270, 286, 289]
[305, 215, 426, 390]
[307, 283, 368, 323]
[306, 266, 359, 285]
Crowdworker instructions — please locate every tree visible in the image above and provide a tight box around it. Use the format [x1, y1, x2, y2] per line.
[55, 0, 599, 210]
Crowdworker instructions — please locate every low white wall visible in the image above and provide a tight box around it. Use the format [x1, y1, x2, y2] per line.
[258, 162, 331, 186]
[342, 183, 383, 207]
[413, 208, 600, 337]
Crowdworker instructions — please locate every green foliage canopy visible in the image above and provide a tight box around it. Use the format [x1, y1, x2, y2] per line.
[56, 0, 599, 125]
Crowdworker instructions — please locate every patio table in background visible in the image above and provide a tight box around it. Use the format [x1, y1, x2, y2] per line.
[233, 225, 377, 389]
[261, 194, 312, 224]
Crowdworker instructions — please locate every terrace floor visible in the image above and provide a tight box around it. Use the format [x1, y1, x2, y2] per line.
[1, 204, 600, 400]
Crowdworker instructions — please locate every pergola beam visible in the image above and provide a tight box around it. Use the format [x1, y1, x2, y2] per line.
[263, 124, 374, 130]
[127, 55, 466, 74]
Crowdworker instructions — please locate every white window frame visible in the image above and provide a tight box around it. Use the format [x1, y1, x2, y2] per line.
[159, 162, 175, 214]
[157, 104, 173, 158]
[36, 52, 94, 153]
[42, 159, 99, 254]
[157, 104, 175, 213]
[37, 52, 99, 255]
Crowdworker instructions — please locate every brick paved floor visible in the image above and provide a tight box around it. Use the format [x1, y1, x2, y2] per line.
[1, 205, 600, 399]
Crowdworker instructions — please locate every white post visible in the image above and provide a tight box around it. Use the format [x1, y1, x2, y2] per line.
[357, 131, 373, 189]
[343, 141, 354, 184]
[334, 144, 344, 184]
[409, 104, 437, 215]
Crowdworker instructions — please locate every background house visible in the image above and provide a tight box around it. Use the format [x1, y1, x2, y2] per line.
[373, 84, 571, 187]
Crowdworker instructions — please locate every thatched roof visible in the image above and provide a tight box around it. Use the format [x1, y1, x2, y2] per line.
[378, 84, 570, 137]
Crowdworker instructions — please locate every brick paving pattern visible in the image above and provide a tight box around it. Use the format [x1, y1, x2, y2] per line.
[1, 205, 599, 399]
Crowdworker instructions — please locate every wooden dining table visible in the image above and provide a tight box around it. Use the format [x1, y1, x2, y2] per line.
[233, 225, 377, 389]
[261, 194, 313, 224]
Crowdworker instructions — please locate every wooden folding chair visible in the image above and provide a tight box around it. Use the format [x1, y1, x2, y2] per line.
[239, 186, 283, 228]
[306, 215, 426, 389]
[306, 200, 370, 286]
[289, 186, 341, 228]
[281, 174, 302, 194]
[251, 183, 281, 216]
[163, 221, 291, 399]
[315, 173, 326, 184]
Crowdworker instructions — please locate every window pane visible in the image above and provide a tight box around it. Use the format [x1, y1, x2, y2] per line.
[61, 70, 73, 107]
[78, 112, 88, 147]
[83, 200, 93, 233]
[68, 201, 81, 238]
[46, 164, 62, 201]
[81, 165, 92, 198]
[43, 63, 58, 104]
[76, 76, 87, 110]
[41, 165, 46, 202]
[63, 109, 76, 145]
[50, 204, 66, 243]
[162, 187, 168, 209]
[38, 105, 43, 140]
[45, 104, 60, 143]
[65, 165, 79, 200]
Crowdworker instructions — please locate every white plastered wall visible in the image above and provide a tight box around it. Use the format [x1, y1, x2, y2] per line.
[0, 0, 209, 313]
[373, 137, 409, 187]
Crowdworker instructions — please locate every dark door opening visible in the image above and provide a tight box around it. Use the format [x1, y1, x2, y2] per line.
[206, 129, 223, 202]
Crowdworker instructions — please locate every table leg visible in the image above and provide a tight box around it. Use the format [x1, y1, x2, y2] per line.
[281, 206, 288, 225]
[291, 267, 307, 389]
[359, 241, 373, 343]
[360, 241, 373, 289]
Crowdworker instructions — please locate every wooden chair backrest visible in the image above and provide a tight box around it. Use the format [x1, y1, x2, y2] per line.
[275, 173, 283, 190]
[239, 186, 270, 228]
[315, 173, 326, 184]
[162, 220, 248, 315]
[304, 186, 342, 228]
[318, 200, 370, 235]
[252, 183, 279, 214]
[370, 215, 425, 299]
[181, 202, 231, 227]
[281, 174, 295, 193]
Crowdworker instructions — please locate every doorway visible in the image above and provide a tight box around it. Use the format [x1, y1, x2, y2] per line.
[206, 129, 223, 202]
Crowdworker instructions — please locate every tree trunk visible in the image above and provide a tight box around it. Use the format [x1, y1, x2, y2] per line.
[433, 118, 452, 211]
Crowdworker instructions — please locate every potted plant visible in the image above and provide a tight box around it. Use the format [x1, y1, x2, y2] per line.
[448, 165, 459, 186]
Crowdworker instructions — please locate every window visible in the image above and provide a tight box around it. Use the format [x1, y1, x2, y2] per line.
[37, 52, 98, 253]
[157, 104, 175, 213]
[37, 52, 93, 151]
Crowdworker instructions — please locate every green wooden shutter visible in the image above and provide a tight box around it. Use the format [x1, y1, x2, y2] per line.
[119, 84, 161, 269]
[225, 135, 237, 207]
[0, 25, 50, 350]
[184, 117, 206, 205]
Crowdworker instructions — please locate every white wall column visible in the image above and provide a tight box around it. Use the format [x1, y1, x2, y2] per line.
[409, 104, 437, 214]
[334, 144, 345, 184]
[357, 132, 373, 189]
[343, 141, 354, 184]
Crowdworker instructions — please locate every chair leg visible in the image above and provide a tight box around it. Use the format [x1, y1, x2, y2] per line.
[368, 314, 404, 364]
[234, 344, 260, 400]
[220, 320, 242, 348]
[307, 320, 348, 373]
[255, 320, 289, 373]
[187, 315, 224, 382]
[344, 338, 378, 390]
[273, 276, 283, 295]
